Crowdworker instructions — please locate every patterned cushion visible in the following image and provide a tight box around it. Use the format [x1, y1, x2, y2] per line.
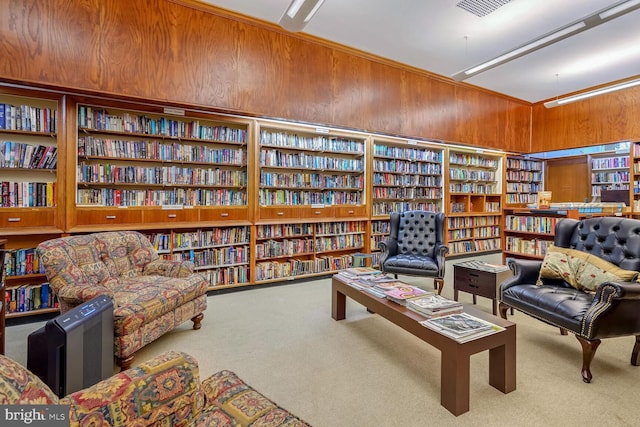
[62, 350, 204, 427]
[202, 370, 311, 427]
[0, 355, 59, 404]
[538, 246, 639, 292]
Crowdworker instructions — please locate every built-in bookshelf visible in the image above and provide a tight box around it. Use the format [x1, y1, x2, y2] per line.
[446, 149, 503, 256]
[256, 122, 367, 221]
[590, 153, 630, 198]
[72, 100, 251, 230]
[502, 208, 580, 262]
[369, 137, 443, 261]
[254, 219, 366, 283]
[505, 156, 544, 206]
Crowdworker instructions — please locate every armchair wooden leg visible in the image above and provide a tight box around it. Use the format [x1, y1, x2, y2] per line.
[631, 335, 640, 366]
[117, 354, 135, 372]
[434, 278, 444, 295]
[192, 313, 204, 330]
[498, 302, 510, 319]
[576, 336, 601, 383]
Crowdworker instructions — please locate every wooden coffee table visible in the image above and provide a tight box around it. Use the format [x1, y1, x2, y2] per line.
[331, 275, 516, 416]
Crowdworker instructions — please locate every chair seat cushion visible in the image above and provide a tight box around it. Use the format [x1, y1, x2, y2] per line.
[113, 274, 208, 336]
[502, 283, 593, 332]
[384, 254, 438, 272]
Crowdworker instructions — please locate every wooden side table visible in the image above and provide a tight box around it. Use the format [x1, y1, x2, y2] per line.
[453, 261, 512, 315]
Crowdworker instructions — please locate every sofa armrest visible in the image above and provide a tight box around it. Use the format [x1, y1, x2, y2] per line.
[581, 281, 640, 338]
[500, 258, 543, 293]
[143, 259, 195, 278]
[50, 275, 114, 308]
[434, 243, 449, 277]
[62, 350, 204, 427]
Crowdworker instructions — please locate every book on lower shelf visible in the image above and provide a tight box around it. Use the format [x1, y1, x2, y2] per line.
[420, 312, 505, 343]
[405, 294, 463, 318]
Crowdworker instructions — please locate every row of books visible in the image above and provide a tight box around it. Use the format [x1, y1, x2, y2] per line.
[372, 187, 441, 199]
[0, 104, 56, 133]
[0, 142, 57, 169]
[260, 171, 364, 188]
[76, 187, 247, 207]
[372, 145, 441, 162]
[260, 150, 364, 171]
[372, 160, 440, 174]
[373, 173, 441, 187]
[78, 136, 247, 161]
[259, 131, 365, 154]
[77, 162, 247, 186]
[5, 283, 58, 313]
[1, 181, 56, 208]
[371, 201, 441, 216]
[259, 189, 363, 206]
[5, 248, 45, 277]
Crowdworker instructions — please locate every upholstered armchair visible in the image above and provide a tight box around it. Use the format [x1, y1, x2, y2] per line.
[499, 216, 640, 382]
[36, 231, 208, 370]
[0, 350, 310, 426]
[378, 211, 448, 294]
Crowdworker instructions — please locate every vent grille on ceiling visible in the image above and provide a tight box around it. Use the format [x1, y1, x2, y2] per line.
[456, 0, 514, 17]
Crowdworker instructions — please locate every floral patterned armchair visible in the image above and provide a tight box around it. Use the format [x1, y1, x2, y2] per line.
[36, 231, 208, 370]
[0, 350, 311, 426]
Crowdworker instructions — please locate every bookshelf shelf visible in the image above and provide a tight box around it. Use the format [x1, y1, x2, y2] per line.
[505, 156, 544, 206]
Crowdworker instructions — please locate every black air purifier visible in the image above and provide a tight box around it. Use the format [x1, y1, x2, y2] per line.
[27, 295, 114, 397]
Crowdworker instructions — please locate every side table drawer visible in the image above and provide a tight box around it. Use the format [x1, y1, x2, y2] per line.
[454, 267, 497, 299]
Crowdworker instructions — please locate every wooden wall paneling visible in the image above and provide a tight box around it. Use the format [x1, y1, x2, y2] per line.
[545, 156, 590, 203]
[1, 0, 532, 151]
[532, 85, 640, 151]
[236, 26, 333, 124]
[400, 71, 457, 142]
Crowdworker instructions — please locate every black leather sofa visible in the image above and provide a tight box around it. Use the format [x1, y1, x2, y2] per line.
[499, 216, 640, 382]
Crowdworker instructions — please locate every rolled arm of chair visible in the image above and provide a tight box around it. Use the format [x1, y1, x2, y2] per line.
[49, 274, 114, 309]
[377, 238, 397, 267]
[62, 350, 204, 427]
[500, 258, 543, 292]
[581, 281, 640, 338]
[144, 259, 195, 278]
[435, 243, 449, 277]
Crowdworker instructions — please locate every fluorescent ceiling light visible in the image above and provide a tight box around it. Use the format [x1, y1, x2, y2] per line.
[279, 0, 326, 32]
[543, 77, 640, 108]
[464, 22, 585, 75]
[599, 0, 640, 19]
[453, 0, 640, 81]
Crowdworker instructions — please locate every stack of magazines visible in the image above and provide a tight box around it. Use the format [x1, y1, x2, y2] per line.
[420, 312, 505, 343]
[384, 285, 430, 305]
[405, 294, 463, 318]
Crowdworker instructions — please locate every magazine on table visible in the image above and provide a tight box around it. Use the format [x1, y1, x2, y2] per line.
[420, 312, 505, 342]
[384, 285, 430, 305]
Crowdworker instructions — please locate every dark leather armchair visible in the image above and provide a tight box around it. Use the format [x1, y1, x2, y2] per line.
[378, 211, 448, 294]
[499, 216, 640, 382]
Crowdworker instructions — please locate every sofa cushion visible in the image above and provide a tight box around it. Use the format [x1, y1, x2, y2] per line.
[538, 246, 638, 292]
[202, 370, 310, 427]
[0, 355, 59, 404]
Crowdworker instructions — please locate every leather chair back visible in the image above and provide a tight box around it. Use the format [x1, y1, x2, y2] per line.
[555, 216, 640, 272]
[392, 210, 443, 260]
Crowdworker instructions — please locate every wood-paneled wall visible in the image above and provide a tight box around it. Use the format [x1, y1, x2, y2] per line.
[532, 85, 640, 151]
[0, 0, 531, 152]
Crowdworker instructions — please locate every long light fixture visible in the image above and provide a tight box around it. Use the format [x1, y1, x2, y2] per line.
[543, 77, 640, 108]
[452, 0, 640, 81]
[279, 0, 326, 32]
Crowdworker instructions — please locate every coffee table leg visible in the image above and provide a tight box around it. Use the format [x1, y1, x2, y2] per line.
[489, 327, 517, 393]
[440, 349, 470, 416]
[332, 285, 346, 320]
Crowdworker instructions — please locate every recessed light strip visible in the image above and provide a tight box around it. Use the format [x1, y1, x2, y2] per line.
[543, 77, 640, 108]
[464, 22, 586, 75]
[454, 0, 640, 80]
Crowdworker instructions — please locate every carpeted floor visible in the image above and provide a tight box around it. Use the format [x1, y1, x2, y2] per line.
[6, 254, 640, 426]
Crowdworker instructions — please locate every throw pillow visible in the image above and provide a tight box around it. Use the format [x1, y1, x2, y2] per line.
[537, 246, 639, 292]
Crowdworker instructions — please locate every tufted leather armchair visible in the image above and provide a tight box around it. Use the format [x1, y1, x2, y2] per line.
[378, 211, 448, 294]
[499, 216, 640, 383]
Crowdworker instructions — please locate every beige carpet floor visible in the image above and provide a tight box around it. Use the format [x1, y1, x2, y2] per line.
[6, 254, 640, 426]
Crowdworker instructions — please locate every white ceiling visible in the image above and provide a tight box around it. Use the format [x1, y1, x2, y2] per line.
[200, 0, 640, 103]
